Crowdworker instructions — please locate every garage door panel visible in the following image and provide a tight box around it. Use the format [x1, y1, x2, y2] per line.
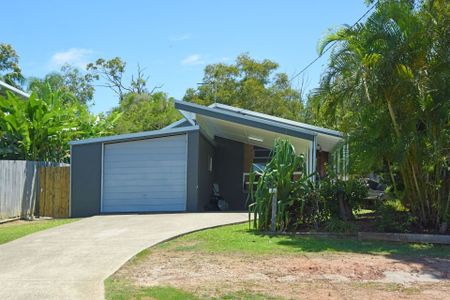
[103, 180, 186, 190]
[103, 196, 186, 204]
[104, 160, 186, 169]
[104, 174, 186, 183]
[104, 149, 187, 159]
[105, 142, 186, 153]
[103, 204, 186, 213]
[103, 189, 186, 198]
[102, 134, 187, 213]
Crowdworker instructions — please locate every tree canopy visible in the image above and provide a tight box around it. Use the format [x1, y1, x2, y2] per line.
[111, 92, 180, 134]
[183, 54, 305, 121]
[0, 43, 24, 88]
[28, 64, 95, 104]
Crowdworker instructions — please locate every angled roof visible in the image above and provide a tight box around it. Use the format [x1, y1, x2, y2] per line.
[209, 103, 343, 138]
[174, 100, 318, 141]
[69, 125, 199, 145]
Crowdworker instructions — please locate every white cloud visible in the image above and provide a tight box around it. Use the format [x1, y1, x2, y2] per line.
[169, 33, 191, 41]
[50, 48, 93, 69]
[181, 54, 205, 66]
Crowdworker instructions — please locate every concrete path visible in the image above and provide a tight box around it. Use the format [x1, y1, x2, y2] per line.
[0, 213, 247, 300]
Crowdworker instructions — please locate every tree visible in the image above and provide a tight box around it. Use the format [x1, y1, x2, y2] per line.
[0, 86, 118, 162]
[312, 0, 449, 228]
[111, 92, 180, 134]
[87, 57, 159, 101]
[28, 64, 95, 104]
[0, 44, 24, 88]
[183, 54, 304, 121]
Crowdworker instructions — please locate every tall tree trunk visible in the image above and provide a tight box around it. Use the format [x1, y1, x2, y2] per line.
[387, 159, 399, 195]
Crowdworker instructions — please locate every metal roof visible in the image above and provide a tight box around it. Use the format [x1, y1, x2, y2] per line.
[71, 100, 342, 147]
[174, 100, 318, 141]
[209, 102, 343, 138]
[69, 125, 199, 145]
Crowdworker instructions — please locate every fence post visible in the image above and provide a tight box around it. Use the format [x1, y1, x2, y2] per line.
[269, 188, 277, 233]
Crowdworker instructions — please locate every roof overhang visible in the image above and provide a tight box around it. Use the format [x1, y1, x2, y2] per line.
[174, 100, 344, 153]
[175, 100, 316, 141]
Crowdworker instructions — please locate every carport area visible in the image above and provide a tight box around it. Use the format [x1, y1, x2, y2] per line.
[176, 101, 345, 211]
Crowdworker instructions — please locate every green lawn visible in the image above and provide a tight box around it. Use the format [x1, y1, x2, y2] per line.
[0, 218, 79, 245]
[105, 279, 281, 300]
[106, 223, 450, 300]
[156, 223, 450, 257]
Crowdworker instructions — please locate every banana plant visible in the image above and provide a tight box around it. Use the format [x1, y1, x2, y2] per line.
[248, 138, 316, 231]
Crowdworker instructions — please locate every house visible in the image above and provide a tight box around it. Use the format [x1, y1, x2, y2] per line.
[69, 100, 347, 217]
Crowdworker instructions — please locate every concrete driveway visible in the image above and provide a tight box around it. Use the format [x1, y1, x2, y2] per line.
[0, 212, 247, 300]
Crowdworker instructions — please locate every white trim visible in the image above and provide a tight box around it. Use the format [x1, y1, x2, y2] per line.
[100, 142, 104, 213]
[0, 80, 30, 98]
[312, 136, 317, 181]
[69, 125, 199, 145]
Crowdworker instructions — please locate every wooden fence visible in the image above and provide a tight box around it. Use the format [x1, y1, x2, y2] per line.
[39, 167, 70, 218]
[0, 160, 69, 220]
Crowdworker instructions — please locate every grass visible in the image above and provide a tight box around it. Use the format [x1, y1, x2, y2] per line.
[156, 223, 450, 257]
[105, 279, 198, 300]
[105, 278, 281, 300]
[0, 218, 79, 245]
[106, 223, 450, 299]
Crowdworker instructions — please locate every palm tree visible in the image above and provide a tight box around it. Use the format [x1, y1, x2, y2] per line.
[313, 0, 449, 228]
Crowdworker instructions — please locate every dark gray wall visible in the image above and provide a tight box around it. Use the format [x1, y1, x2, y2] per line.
[213, 137, 246, 210]
[197, 134, 215, 211]
[70, 142, 102, 217]
[186, 131, 199, 211]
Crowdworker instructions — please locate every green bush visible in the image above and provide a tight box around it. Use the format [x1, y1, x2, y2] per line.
[248, 139, 368, 232]
[320, 173, 368, 220]
[375, 200, 416, 233]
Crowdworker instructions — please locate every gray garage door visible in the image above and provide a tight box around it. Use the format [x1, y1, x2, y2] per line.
[102, 134, 187, 213]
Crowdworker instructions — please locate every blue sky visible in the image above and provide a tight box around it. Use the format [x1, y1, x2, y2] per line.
[3, 1, 368, 114]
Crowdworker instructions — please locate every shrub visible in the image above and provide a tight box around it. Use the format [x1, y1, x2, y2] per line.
[375, 200, 416, 233]
[320, 173, 368, 221]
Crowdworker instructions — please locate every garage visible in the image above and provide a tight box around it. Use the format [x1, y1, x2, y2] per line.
[102, 134, 188, 213]
[70, 101, 343, 217]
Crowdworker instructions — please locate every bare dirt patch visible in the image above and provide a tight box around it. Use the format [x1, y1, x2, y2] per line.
[113, 247, 450, 299]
